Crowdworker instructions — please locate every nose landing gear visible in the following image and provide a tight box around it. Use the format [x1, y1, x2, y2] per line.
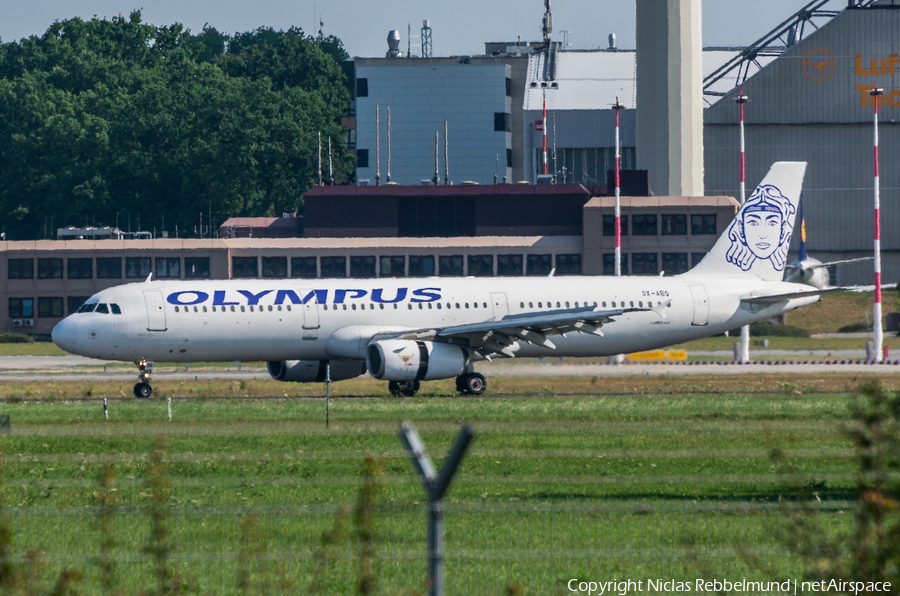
[133, 359, 154, 398]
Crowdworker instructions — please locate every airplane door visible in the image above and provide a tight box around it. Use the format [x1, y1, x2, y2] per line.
[143, 290, 167, 332]
[300, 288, 320, 331]
[688, 285, 709, 326]
[490, 292, 509, 319]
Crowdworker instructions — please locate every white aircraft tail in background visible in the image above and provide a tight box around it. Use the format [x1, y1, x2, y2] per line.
[53, 162, 828, 398]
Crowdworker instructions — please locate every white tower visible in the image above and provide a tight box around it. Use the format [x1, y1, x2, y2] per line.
[635, 0, 704, 197]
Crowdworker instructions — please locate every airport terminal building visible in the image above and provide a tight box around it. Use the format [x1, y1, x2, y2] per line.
[0, 184, 738, 339]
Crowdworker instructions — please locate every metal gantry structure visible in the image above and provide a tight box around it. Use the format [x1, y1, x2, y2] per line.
[703, 0, 878, 99]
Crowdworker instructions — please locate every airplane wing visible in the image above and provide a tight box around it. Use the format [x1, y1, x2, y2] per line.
[786, 256, 872, 271]
[384, 305, 659, 358]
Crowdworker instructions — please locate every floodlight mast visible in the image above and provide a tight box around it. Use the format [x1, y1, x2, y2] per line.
[611, 98, 625, 276]
[736, 90, 750, 364]
[871, 84, 884, 362]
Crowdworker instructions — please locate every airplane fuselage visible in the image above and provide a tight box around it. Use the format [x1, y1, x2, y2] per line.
[51, 274, 818, 364]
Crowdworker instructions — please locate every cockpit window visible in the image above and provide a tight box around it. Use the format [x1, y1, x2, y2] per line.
[95, 304, 110, 314]
[111, 304, 121, 314]
[77, 302, 98, 313]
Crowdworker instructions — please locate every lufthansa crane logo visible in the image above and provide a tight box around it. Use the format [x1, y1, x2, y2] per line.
[803, 49, 835, 81]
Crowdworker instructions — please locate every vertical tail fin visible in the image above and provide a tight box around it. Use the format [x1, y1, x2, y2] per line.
[684, 161, 807, 282]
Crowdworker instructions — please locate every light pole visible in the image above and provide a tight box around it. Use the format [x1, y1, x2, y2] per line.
[611, 98, 625, 276]
[736, 90, 750, 363]
[871, 84, 884, 362]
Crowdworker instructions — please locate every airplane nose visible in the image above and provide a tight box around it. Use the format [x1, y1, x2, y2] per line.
[51, 318, 78, 352]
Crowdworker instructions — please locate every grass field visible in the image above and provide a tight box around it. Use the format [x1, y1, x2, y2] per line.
[0, 374, 886, 595]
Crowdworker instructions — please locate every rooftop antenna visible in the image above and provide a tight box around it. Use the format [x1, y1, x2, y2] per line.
[433, 131, 439, 186]
[443, 121, 449, 185]
[328, 137, 334, 185]
[387, 106, 392, 183]
[375, 105, 381, 186]
[422, 20, 433, 58]
[317, 131, 323, 186]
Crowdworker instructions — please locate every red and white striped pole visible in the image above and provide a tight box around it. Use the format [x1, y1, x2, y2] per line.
[543, 88, 548, 176]
[871, 84, 884, 361]
[612, 97, 624, 276]
[736, 90, 750, 363]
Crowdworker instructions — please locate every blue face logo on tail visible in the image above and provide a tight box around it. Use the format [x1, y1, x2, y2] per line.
[725, 184, 796, 272]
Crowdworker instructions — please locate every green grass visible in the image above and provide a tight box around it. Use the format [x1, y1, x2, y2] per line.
[0, 388, 871, 594]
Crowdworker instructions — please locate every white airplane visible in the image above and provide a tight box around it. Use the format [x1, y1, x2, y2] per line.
[53, 162, 825, 399]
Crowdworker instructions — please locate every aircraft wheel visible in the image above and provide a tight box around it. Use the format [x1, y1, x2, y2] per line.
[465, 373, 486, 396]
[401, 380, 420, 397]
[455, 375, 468, 394]
[134, 383, 152, 399]
[388, 381, 402, 397]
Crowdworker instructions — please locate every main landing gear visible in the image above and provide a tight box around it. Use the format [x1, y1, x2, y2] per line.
[133, 359, 154, 398]
[456, 373, 486, 396]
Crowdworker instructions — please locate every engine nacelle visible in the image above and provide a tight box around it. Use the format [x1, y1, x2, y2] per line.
[266, 360, 365, 383]
[366, 339, 469, 381]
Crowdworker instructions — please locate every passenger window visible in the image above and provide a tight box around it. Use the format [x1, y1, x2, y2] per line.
[611, 301, 616, 307]
[174, 306, 180, 313]
[277, 305, 282, 311]
[437, 303, 442, 309]
[639, 301, 643, 307]
[111, 304, 121, 315]
[428, 304, 433, 309]
[538, 302, 542, 308]
[456, 303, 460, 309]
[474, 302, 478, 308]
[565, 302, 570, 308]
[630, 301, 634, 307]
[418, 304, 423, 309]
[268, 305, 272, 312]
[465, 303, 469, 308]
[287, 305, 292, 311]
[574, 302, 578, 308]
[529, 302, 533, 308]
[379, 304, 384, 310]
[202, 306, 207, 312]
[241, 306, 245, 312]
[352, 304, 357, 310]
[193, 306, 198, 312]
[343, 305, 347, 310]
[230, 306, 236, 312]
[95, 304, 109, 314]
[602, 302, 606, 307]
[483, 303, 487, 308]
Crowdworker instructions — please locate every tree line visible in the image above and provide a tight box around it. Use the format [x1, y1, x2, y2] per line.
[0, 11, 353, 240]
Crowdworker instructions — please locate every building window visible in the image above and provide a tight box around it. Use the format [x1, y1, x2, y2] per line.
[350, 256, 376, 278]
[505, 77, 512, 97]
[37, 258, 63, 279]
[398, 196, 475, 237]
[67, 258, 92, 279]
[439, 255, 464, 276]
[37, 297, 64, 318]
[691, 252, 707, 268]
[632, 252, 659, 275]
[526, 254, 552, 276]
[602, 215, 628, 237]
[291, 256, 317, 279]
[379, 256, 405, 278]
[497, 254, 523, 276]
[125, 257, 152, 279]
[156, 257, 181, 279]
[261, 256, 287, 278]
[8, 259, 33, 280]
[356, 78, 368, 97]
[184, 257, 210, 279]
[67, 296, 89, 315]
[408, 255, 435, 277]
[631, 215, 658, 236]
[556, 254, 582, 275]
[494, 112, 511, 132]
[357, 149, 369, 169]
[467, 255, 493, 277]
[603, 253, 628, 276]
[661, 252, 689, 275]
[232, 257, 258, 278]
[691, 214, 717, 235]
[320, 256, 347, 278]
[661, 214, 687, 236]
[9, 298, 33, 318]
[97, 258, 122, 279]
[506, 148, 513, 169]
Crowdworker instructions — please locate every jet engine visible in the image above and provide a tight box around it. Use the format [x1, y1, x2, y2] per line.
[366, 339, 469, 381]
[266, 360, 366, 383]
